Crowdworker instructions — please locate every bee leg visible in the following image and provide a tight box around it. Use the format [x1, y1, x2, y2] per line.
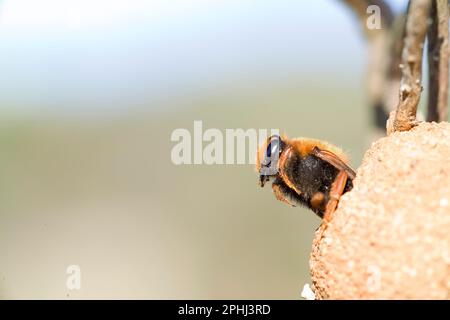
[318, 170, 348, 238]
[272, 182, 296, 207]
[324, 170, 348, 222]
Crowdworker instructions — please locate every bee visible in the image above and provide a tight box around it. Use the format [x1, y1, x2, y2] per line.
[256, 135, 356, 222]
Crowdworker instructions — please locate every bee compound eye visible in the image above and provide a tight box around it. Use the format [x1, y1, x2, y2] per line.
[271, 140, 279, 155]
[267, 137, 280, 156]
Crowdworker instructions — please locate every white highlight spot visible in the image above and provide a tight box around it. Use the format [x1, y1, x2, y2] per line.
[301, 283, 316, 300]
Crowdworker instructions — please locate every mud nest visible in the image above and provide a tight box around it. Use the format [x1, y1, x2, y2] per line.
[310, 122, 450, 299]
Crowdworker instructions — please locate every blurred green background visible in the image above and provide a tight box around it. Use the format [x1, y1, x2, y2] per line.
[0, 0, 406, 299]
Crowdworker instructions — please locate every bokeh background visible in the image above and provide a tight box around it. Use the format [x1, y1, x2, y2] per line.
[0, 0, 408, 299]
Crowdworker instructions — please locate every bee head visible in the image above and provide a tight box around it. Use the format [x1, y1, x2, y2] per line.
[256, 134, 285, 187]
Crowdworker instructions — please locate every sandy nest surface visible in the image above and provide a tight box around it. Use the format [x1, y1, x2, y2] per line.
[310, 122, 450, 299]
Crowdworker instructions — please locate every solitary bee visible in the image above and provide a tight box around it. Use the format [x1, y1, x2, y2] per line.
[256, 135, 356, 222]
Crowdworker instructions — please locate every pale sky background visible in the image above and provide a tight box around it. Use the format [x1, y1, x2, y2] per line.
[0, 0, 407, 113]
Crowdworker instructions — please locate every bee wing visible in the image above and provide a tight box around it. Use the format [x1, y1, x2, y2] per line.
[312, 147, 356, 180]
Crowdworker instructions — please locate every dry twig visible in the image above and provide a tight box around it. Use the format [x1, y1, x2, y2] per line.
[389, 0, 431, 133]
[427, 0, 449, 122]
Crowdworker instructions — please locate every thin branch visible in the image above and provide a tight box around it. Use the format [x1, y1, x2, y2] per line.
[427, 0, 449, 122]
[389, 0, 432, 133]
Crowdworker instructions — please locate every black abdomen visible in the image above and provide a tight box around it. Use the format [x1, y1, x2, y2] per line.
[281, 153, 353, 218]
